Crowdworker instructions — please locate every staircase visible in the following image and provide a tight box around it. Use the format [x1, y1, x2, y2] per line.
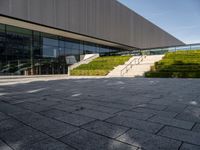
[107, 55, 164, 77]
[124, 55, 164, 77]
[107, 56, 141, 77]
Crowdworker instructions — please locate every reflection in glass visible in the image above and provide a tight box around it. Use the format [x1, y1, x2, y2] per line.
[0, 23, 124, 75]
[43, 45, 58, 58]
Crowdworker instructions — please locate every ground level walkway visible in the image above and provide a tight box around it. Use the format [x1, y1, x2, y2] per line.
[0, 77, 200, 150]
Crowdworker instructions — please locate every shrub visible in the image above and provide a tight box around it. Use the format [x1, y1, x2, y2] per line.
[71, 55, 131, 76]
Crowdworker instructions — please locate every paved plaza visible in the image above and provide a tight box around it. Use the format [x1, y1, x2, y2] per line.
[0, 77, 200, 150]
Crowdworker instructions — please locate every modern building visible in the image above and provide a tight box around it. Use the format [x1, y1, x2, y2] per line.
[0, 0, 184, 75]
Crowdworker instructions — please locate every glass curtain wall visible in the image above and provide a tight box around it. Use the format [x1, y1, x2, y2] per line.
[142, 43, 200, 56]
[0, 23, 122, 75]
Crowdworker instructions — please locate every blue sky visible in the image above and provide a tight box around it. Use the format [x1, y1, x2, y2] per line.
[118, 0, 200, 44]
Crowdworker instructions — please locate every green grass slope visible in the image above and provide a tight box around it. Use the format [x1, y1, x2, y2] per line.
[70, 56, 132, 76]
[145, 50, 200, 78]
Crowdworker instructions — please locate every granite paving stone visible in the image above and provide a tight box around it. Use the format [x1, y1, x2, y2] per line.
[85, 100, 133, 110]
[106, 115, 163, 134]
[0, 139, 12, 150]
[13, 112, 79, 138]
[0, 126, 48, 150]
[60, 129, 138, 150]
[33, 99, 62, 107]
[12, 111, 46, 124]
[0, 112, 9, 121]
[133, 103, 167, 111]
[163, 104, 187, 113]
[149, 116, 195, 129]
[40, 109, 95, 126]
[59, 99, 81, 105]
[180, 143, 200, 150]
[0, 102, 25, 115]
[13, 97, 44, 104]
[52, 104, 83, 113]
[149, 99, 178, 106]
[82, 120, 130, 138]
[175, 106, 200, 123]
[117, 110, 153, 120]
[29, 118, 79, 138]
[132, 107, 178, 118]
[117, 129, 181, 150]
[158, 126, 200, 145]
[105, 140, 138, 150]
[0, 118, 25, 134]
[192, 123, 200, 133]
[73, 108, 114, 120]
[2, 96, 37, 105]
[15, 102, 51, 112]
[73, 103, 122, 114]
[1, 78, 200, 150]
[21, 138, 76, 150]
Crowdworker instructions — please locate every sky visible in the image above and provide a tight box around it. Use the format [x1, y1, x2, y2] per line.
[118, 0, 200, 44]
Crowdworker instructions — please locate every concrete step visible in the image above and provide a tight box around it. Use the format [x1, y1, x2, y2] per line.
[107, 55, 164, 77]
[123, 55, 164, 77]
[107, 56, 136, 77]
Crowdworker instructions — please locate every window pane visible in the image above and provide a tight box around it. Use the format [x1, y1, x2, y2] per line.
[71, 42, 80, 49]
[58, 47, 65, 56]
[7, 25, 32, 35]
[84, 43, 98, 54]
[71, 49, 80, 55]
[59, 40, 65, 48]
[65, 41, 72, 49]
[43, 38, 58, 47]
[65, 40, 80, 49]
[0, 30, 5, 42]
[65, 48, 72, 55]
[0, 24, 5, 31]
[43, 45, 58, 58]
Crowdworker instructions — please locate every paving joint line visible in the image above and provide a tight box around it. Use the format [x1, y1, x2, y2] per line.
[190, 122, 197, 131]
[78, 128, 139, 149]
[6, 113, 79, 150]
[178, 142, 183, 150]
[0, 137, 15, 150]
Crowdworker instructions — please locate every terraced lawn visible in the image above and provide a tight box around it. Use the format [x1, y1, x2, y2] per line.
[145, 50, 200, 78]
[70, 56, 132, 76]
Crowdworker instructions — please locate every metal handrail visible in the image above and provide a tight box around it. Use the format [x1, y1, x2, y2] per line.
[120, 55, 146, 76]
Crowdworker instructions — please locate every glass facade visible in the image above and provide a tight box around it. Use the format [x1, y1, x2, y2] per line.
[0, 23, 122, 75]
[141, 43, 200, 55]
